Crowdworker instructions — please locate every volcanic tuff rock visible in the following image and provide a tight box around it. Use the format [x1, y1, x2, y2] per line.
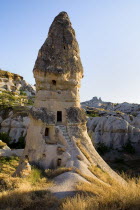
[84, 97, 140, 151]
[0, 69, 36, 96]
[0, 108, 29, 142]
[88, 115, 140, 150]
[0, 70, 35, 145]
[82, 96, 140, 115]
[0, 140, 23, 157]
[15, 11, 125, 191]
[33, 12, 83, 77]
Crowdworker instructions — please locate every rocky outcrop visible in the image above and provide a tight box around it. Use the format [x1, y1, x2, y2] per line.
[33, 12, 83, 76]
[0, 69, 36, 96]
[0, 70, 36, 145]
[0, 108, 30, 142]
[82, 97, 140, 115]
[85, 98, 140, 151]
[81, 97, 114, 110]
[0, 140, 23, 157]
[66, 107, 87, 124]
[30, 107, 55, 124]
[87, 115, 140, 150]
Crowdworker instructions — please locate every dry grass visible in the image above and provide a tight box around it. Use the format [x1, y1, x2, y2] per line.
[88, 164, 114, 185]
[0, 156, 58, 209]
[61, 173, 140, 210]
[1, 156, 140, 210]
[76, 140, 93, 163]
[45, 167, 73, 179]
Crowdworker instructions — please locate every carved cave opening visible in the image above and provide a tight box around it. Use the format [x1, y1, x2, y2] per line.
[57, 111, 62, 122]
[52, 80, 56, 85]
[57, 158, 62, 167]
[45, 127, 49, 136]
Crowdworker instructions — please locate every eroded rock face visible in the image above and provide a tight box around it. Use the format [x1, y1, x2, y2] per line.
[15, 12, 125, 186]
[66, 107, 87, 124]
[0, 70, 35, 145]
[82, 96, 140, 115]
[0, 69, 36, 96]
[15, 12, 123, 190]
[87, 115, 140, 149]
[33, 12, 83, 76]
[0, 109, 30, 142]
[83, 97, 140, 151]
[30, 107, 55, 124]
[0, 140, 23, 157]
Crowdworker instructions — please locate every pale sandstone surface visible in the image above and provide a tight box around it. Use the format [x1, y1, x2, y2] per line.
[0, 69, 36, 96]
[15, 12, 125, 191]
[0, 110, 29, 142]
[0, 140, 23, 157]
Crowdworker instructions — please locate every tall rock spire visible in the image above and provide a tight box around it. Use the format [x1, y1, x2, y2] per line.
[33, 12, 83, 76]
[15, 12, 125, 196]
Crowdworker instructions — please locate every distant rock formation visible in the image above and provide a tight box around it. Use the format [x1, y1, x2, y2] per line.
[0, 69, 36, 96]
[82, 97, 140, 115]
[83, 97, 140, 152]
[88, 115, 140, 150]
[81, 97, 114, 110]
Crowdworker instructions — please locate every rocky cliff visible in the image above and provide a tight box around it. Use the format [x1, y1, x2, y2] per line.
[0, 69, 36, 147]
[82, 96, 140, 115]
[83, 97, 140, 155]
[0, 69, 36, 96]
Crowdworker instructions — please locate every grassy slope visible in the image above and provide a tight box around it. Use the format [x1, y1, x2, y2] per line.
[0, 157, 140, 210]
[0, 69, 23, 81]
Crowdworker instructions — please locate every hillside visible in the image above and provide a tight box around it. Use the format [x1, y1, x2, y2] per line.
[0, 69, 35, 96]
[0, 69, 35, 147]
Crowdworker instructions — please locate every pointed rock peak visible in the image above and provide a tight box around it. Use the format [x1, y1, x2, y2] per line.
[33, 12, 83, 76]
[54, 11, 69, 21]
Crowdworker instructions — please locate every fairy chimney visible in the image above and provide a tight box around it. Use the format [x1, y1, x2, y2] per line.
[15, 12, 125, 185]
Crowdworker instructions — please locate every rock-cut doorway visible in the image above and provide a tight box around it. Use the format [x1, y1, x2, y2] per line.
[57, 111, 62, 122]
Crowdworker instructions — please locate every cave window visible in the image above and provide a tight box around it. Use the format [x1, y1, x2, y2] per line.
[57, 111, 62, 122]
[52, 80, 56, 85]
[64, 46, 65, 50]
[45, 128, 49, 137]
[57, 158, 62, 167]
[25, 155, 29, 160]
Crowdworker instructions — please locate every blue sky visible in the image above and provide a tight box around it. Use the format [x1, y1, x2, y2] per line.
[1, 0, 140, 103]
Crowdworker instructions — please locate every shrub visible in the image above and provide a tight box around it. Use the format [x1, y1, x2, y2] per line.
[132, 112, 137, 117]
[122, 141, 135, 154]
[0, 133, 26, 149]
[19, 91, 26, 96]
[96, 142, 110, 155]
[27, 167, 43, 185]
[86, 111, 100, 117]
[10, 136, 25, 149]
[0, 132, 11, 145]
[45, 167, 72, 179]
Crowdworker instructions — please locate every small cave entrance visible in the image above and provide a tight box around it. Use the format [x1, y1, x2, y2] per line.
[45, 128, 49, 137]
[57, 111, 62, 122]
[25, 155, 29, 161]
[57, 158, 62, 167]
[52, 80, 56, 85]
